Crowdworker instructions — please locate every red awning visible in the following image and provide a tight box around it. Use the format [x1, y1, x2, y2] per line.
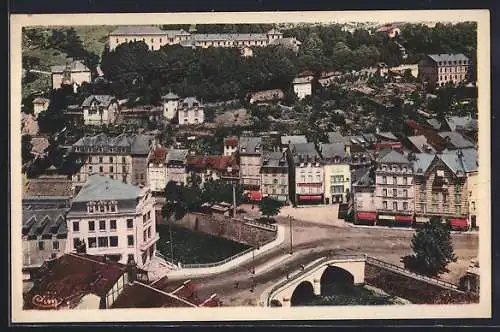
[248, 191, 262, 201]
[298, 195, 323, 201]
[356, 212, 377, 221]
[395, 215, 413, 222]
[450, 219, 468, 228]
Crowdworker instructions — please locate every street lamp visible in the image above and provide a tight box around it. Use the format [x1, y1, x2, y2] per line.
[289, 215, 293, 255]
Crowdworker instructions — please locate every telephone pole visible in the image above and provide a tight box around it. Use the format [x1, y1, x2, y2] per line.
[289, 215, 293, 254]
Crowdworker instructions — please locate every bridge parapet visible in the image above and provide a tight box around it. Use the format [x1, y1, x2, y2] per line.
[262, 254, 367, 307]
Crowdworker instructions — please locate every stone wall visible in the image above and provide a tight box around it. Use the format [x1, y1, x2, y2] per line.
[175, 212, 276, 247]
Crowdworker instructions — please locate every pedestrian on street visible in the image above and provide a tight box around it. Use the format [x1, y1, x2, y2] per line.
[234, 281, 239, 289]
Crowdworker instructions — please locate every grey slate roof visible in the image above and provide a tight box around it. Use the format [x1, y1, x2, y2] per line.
[377, 131, 398, 141]
[192, 33, 268, 42]
[426, 118, 442, 130]
[439, 149, 478, 175]
[327, 131, 345, 144]
[361, 133, 377, 143]
[281, 135, 307, 145]
[72, 175, 142, 203]
[412, 153, 435, 174]
[238, 137, 262, 154]
[319, 143, 347, 160]
[110, 26, 166, 35]
[261, 151, 287, 168]
[377, 149, 409, 164]
[407, 135, 436, 153]
[439, 131, 475, 149]
[51, 60, 90, 73]
[22, 208, 68, 238]
[180, 97, 203, 108]
[166, 149, 189, 163]
[81, 95, 116, 108]
[445, 116, 478, 132]
[161, 92, 180, 100]
[352, 167, 375, 187]
[290, 143, 321, 163]
[72, 134, 153, 155]
[427, 53, 469, 63]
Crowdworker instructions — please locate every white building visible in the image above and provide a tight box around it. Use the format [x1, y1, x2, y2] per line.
[32, 97, 50, 118]
[178, 97, 204, 125]
[223, 136, 239, 156]
[66, 175, 159, 268]
[292, 76, 313, 100]
[161, 92, 180, 121]
[81, 95, 120, 126]
[147, 146, 168, 193]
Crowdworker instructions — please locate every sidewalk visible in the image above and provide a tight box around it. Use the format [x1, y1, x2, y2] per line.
[346, 222, 479, 235]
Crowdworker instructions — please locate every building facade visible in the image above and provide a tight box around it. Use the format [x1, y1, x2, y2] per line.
[166, 149, 189, 186]
[33, 97, 50, 118]
[238, 137, 262, 191]
[374, 150, 415, 224]
[413, 149, 477, 230]
[109, 26, 284, 51]
[418, 53, 470, 89]
[71, 134, 154, 192]
[223, 136, 239, 156]
[186, 155, 240, 186]
[147, 146, 168, 193]
[66, 175, 158, 268]
[260, 151, 289, 202]
[292, 76, 313, 100]
[287, 143, 325, 205]
[51, 60, 91, 90]
[178, 97, 204, 125]
[22, 209, 68, 281]
[351, 168, 376, 225]
[320, 143, 351, 204]
[81, 95, 120, 126]
[161, 92, 180, 121]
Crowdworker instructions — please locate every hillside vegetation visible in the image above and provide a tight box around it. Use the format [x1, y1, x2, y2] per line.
[21, 26, 115, 98]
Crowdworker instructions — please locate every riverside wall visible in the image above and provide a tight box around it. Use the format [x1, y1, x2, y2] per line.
[175, 212, 276, 247]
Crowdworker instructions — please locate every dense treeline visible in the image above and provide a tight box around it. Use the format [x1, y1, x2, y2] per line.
[100, 22, 477, 103]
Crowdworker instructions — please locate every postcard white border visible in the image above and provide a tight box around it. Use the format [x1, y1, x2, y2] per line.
[10, 10, 491, 323]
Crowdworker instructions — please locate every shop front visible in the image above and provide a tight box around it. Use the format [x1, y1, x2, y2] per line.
[296, 194, 324, 205]
[355, 211, 376, 225]
[449, 218, 469, 231]
[376, 214, 413, 227]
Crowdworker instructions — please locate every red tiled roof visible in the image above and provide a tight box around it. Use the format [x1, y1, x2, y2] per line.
[186, 155, 238, 172]
[224, 136, 239, 146]
[148, 146, 168, 164]
[24, 254, 127, 310]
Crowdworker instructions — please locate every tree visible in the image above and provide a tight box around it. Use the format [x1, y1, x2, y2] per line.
[258, 197, 283, 221]
[22, 134, 34, 164]
[403, 218, 457, 276]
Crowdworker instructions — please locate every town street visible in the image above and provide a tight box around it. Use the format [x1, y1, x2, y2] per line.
[156, 205, 478, 306]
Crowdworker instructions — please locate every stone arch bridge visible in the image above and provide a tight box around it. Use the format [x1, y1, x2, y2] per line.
[261, 255, 367, 307]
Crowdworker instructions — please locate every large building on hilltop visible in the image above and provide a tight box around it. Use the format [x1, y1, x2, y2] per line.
[66, 175, 158, 268]
[418, 53, 470, 89]
[71, 133, 154, 192]
[108, 26, 287, 51]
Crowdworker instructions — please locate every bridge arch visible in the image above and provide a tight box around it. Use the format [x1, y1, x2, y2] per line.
[269, 299, 283, 307]
[290, 281, 314, 306]
[320, 265, 355, 296]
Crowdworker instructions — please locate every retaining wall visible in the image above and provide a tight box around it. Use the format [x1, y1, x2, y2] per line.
[175, 212, 276, 247]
